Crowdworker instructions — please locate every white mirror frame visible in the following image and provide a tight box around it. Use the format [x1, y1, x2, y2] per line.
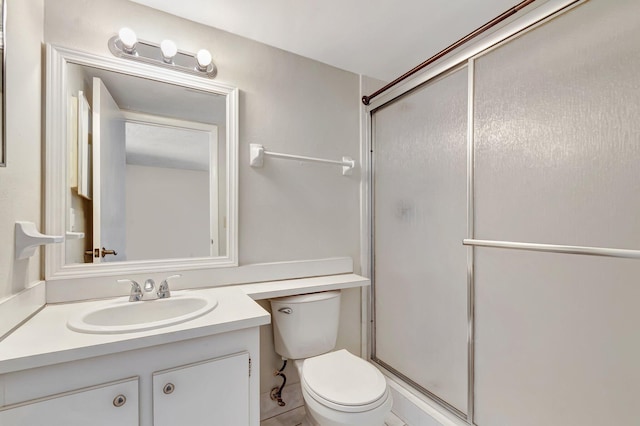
[44, 44, 238, 279]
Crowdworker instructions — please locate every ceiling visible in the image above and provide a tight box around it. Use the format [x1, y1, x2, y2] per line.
[126, 122, 211, 171]
[129, 0, 524, 81]
[69, 63, 227, 124]
[69, 63, 224, 170]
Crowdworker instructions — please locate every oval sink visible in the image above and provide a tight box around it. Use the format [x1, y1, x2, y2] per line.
[67, 292, 218, 334]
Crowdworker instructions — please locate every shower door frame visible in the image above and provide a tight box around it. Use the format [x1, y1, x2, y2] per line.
[362, 0, 586, 423]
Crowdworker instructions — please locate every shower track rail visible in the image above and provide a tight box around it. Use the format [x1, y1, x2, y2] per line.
[463, 239, 640, 259]
[361, 0, 536, 105]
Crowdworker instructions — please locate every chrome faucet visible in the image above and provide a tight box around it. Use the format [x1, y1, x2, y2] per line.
[157, 274, 181, 299]
[117, 279, 143, 302]
[118, 275, 181, 301]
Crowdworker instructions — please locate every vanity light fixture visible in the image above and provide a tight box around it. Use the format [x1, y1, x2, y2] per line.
[160, 39, 178, 63]
[196, 49, 212, 71]
[118, 27, 138, 54]
[108, 28, 217, 78]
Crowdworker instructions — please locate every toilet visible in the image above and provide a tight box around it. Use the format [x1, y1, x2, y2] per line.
[270, 290, 392, 426]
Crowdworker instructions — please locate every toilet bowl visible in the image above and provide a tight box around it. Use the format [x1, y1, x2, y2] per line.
[270, 291, 393, 426]
[295, 350, 392, 426]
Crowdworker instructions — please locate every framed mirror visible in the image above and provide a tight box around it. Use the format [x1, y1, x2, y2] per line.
[45, 45, 238, 279]
[0, 0, 5, 166]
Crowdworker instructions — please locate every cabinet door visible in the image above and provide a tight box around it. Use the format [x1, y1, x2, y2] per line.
[0, 377, 138, 426]
[153, 352, 250, 426]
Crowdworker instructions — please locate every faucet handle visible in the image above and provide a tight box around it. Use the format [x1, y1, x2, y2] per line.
[117, 279, 143, 302]
[158, 274, 181, 299]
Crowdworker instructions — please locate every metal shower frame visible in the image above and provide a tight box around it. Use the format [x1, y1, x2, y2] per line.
[363, 0, 591, 423]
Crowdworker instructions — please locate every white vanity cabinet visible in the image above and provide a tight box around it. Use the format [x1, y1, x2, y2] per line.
[0, 327, 261, 426]
[0, 377, 139, 426]
[153, 352, 250, 425]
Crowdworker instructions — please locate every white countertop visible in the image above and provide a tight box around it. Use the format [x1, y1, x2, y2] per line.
[0, 274, 369, 375]
[238, 273, 369, 300]
[0, 286, 269, 375]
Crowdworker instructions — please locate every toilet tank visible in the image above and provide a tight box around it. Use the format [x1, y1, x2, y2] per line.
[270, 290, 341, 359]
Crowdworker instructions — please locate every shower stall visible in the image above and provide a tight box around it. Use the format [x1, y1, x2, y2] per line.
[366, 0, 640, 425]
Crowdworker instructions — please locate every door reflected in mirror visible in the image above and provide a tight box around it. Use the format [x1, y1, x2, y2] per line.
[58, 58, 233, 269]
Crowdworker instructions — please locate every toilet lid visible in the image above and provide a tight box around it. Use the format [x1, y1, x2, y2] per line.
[302, 349, 387, 407]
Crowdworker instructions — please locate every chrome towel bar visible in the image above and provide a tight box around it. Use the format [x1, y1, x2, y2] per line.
[463, 239, 640, 259]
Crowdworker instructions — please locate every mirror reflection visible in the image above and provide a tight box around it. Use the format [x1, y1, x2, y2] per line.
[64, 63, 227, 265]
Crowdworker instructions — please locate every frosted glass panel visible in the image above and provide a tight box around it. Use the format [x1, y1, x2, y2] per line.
[474, 0, 640, 249]
[373, 69, 468, 413]
[474, 248, 640, 426]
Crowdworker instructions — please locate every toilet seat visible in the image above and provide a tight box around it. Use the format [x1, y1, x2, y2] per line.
[301, 349, 388, 413]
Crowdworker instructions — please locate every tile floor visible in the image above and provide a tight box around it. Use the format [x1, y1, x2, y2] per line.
[260, 406, 407, 426]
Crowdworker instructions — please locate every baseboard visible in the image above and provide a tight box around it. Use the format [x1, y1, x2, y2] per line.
[0, 281, 46, 339]
[260, 382, 304, 421]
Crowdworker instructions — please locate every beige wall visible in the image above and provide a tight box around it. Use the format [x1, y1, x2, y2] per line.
[0, 0, 44, 301]
[0, 0, 364, 398]
[42, 0, 362, 395]
[44, 0, 361, 269]
[0, 0, 366, 407]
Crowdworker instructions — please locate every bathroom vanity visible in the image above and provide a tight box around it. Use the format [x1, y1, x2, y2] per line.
[0, 273, 369, 425]
[0, 286, 269, 426]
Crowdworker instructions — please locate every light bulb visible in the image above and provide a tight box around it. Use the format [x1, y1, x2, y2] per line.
[160, 39, 177, 62]
[118, 27, 137, 53]
[196, 49, 212, 71]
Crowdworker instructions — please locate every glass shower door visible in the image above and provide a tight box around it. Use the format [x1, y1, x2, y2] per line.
[372, 67, 469, 416]
[471, 1, 640, 424]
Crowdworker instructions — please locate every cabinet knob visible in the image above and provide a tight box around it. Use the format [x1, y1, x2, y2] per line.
[113, 394, 127, 407]
[163, 383, 175, 394]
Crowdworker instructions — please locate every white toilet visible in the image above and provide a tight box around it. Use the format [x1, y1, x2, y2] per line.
[270, 290, 392, 426]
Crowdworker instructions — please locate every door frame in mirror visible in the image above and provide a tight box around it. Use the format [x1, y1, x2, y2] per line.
[44, 44, 238, 279]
